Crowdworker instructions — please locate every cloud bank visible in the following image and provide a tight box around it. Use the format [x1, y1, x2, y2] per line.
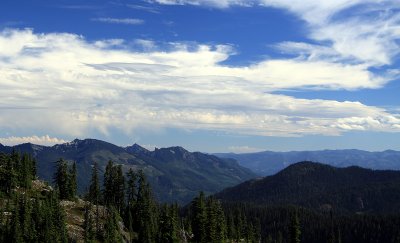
[0, 28, 399, 139]
[0, 135, 67, 146]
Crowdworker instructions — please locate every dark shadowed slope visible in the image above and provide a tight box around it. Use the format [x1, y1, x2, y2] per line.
[216, 161, 400, 214]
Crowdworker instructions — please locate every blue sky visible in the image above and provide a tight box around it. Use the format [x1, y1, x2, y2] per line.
[0, 0, 400, 152]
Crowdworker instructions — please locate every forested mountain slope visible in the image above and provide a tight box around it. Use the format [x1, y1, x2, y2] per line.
[0, 139, 255, 204]
[216, 161, 400, 214]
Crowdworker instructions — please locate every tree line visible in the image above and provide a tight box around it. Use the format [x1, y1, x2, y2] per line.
[2, 151, 400, 242]
[0, 151, 67, 243]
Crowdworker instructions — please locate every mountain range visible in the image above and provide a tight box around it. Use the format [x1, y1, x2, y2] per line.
[216, 149, 400, 175]
[216, 161, 400, 214]
[0, 139, 255, 204]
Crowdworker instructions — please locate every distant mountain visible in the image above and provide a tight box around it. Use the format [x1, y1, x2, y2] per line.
[216, 161, 400, 214]
[0, 139, 255, 204]
[216, 149, 400, 175]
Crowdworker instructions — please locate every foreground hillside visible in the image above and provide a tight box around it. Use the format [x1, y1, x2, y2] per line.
[2, 150, 400, 243]
[216, 149, 400, 175]
[0, 139, 255, 203]
[216, 161, 400, 214]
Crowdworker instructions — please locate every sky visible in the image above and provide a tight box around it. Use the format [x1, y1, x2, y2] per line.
[0, 0, 400, 153]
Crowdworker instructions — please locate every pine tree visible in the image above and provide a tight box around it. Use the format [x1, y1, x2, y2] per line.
[191, 191, 207, 243]
[115, 165, 125, 214]
[227, 212, 236, 240]
[32, 157, 37, 179]
[68, 161, 77, 199]
[50, 191, 68, 243]
[103, 160, 115, 207]
[20, 153, 32, 188]
[3, 156, 17, 195]
[158, 204, 179, 243]
[88, 161, 101, 236]
[137, 170, 157, 243]
[206, 197, 218, 242]
[215, 200, 227, 242]
[126, 169, 137, 206]
[54, 158, 69, 200]
[125, 168, 137, 240]
[88, 162, 100, 204]
[104, 208, 122, 243]
[290, 211, 301, 243]
[21, 194, 36, 242]
[11, 195, 23, 243]
[83, 204, 95, 243]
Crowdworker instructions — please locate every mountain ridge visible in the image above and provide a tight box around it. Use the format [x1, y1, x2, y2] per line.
[215, 161, 400, 214]
[216, 149, 400, 175]
[0, 138, 255, 204]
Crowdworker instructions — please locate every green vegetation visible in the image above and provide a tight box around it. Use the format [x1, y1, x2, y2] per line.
[216, 161, 400, 214]
[0, 151, 67, 243]
[1, 151, 400, 243]
[0, 139, 255, 204]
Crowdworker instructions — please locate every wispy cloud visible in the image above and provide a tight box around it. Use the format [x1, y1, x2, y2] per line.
[0, 135, 67, 146]
[60, 5, 102, 10]
[127, 4, 160, 13]
[91, 17, 144, 25]
[150, 1, 400, 67]
[147, 0, 254, 8]
[0, 28, 399, 139]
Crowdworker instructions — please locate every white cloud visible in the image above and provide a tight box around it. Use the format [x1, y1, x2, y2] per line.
[151, 0, 400, 66]
[127, 4, 161, 14]
[91, 17, 144, 25]
[148, 0, 254, 8]
[134, 39, 157, 50]
[0, 135, 67, 146]
[228, 145, 264, 153]
[0, 28, 399, 139]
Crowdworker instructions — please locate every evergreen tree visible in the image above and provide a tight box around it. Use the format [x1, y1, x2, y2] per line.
[215, 200, 227, 242]
[2, 156, 17, 195]
[191, 191, 207, 243]
[83, 204, 95, 243]
[10, 195, 23, 243]
[103, 160, 115, 207]
[206, 197, 218, 242]
[125, 168, 137, 240]
[88, 162, 100, 204]
[104, 208, 122, 243]
[32, 157, 37, 179]
[227, 212, 236, 240]
[68, 161, 77, 199]
[20, 153, 32, 188]
[126, 168, 137, 206]
[88, 161, 101, 237]
[290, 211, 301, 243]
[136, 170, 158, 243]
[115, 165, 125, 214]
[54, 158, 70, 200]
[158, 204, 179, 243]
[21, 194, 36, 242]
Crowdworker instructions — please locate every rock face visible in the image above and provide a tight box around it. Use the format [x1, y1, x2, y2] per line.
[61, 199, 129, 243]
[1, 139, 255, 204]
[216, 161, 400, 214]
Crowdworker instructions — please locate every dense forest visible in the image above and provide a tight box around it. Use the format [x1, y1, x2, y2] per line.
[1, 151, 400, 242]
